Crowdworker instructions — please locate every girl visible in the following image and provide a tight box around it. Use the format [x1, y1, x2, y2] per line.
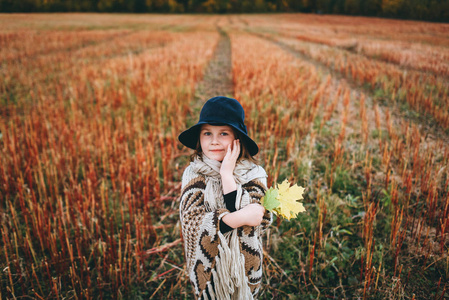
[178, 96, 272, 299]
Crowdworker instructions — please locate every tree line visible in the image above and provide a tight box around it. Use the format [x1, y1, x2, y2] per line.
[1, 0, 448, 22]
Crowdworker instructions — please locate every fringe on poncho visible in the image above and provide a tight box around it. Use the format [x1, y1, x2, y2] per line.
[179, 155, 272, 300]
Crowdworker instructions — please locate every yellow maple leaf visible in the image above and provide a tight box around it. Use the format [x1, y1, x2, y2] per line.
[275, 180, 306, 220]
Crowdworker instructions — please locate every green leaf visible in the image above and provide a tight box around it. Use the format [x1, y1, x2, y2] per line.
[262, 188, 280, 212]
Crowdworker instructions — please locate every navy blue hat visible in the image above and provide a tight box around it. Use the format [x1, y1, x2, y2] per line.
[178, 96, 259, 156]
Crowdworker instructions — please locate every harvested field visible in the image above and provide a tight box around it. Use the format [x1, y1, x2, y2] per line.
[1, 13, 448, 299]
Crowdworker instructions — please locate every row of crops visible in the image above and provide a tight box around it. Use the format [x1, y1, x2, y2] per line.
[1, 14, 448, 299]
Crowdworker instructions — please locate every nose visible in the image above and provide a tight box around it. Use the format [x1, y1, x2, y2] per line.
[211, 134, 219, 145]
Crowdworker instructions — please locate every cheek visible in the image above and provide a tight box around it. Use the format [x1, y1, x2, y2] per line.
[199, 135, 210, 149]
[223, 137, 234, 147]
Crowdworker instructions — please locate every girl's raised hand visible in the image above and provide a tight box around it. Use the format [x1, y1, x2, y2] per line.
[220, 139, 240, 177]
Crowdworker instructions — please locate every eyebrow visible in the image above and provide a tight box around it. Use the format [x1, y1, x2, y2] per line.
[200, 126, 232, 132]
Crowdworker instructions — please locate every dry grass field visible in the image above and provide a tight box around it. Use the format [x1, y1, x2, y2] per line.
[1, 13, 448, 299]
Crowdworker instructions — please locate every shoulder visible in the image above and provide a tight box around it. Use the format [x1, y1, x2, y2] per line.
[254, 164, 268, 189]
[181, 165, 197, 181]
[242, 164, 268, 191]
[256, 164, 267, 176]
[181, 165, 205, 191]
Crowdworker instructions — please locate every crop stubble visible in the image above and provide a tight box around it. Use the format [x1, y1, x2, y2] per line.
[1, 14, 448, 299]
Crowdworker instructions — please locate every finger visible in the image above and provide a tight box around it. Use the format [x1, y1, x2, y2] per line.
[226, 144, 232, 157]
[232, 139, 239, 155]
[234, 140, 240, 158]
[232, 140, 238, 154]
[228, 140, 235, 157]
[232, 140, 240, 159]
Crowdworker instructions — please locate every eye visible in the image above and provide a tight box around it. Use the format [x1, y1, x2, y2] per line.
[203, 132, 211, 136]
[220, 132, 229, 136]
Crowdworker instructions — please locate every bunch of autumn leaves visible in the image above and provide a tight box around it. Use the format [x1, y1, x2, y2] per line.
[261, 180, 306, 220]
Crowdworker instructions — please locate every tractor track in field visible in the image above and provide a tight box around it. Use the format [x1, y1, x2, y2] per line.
[194, 26, 234, 102]
[245, 29, 449, 145]
[274, 29, 449, 80]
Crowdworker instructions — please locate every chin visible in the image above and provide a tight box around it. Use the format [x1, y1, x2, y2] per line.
[205, 153, 224, 162]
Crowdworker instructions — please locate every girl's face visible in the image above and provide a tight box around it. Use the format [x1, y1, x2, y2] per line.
[199, 124, 236, 162]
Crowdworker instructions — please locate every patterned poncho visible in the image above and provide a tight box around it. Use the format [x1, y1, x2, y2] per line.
[179, 155, 272, 300]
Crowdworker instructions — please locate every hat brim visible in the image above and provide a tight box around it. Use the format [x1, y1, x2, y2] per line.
[178, 121, 259, 156]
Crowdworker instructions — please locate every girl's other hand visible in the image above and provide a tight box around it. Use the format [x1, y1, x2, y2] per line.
[222, 203, 265, 228]
[239, 203, 265, 226]
[220, 139, 240, 177]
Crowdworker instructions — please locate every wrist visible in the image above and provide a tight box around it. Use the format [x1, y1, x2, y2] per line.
[221, 173, 237, 194]
[222, 210, 244, 228]
[220, 171, 233, 178]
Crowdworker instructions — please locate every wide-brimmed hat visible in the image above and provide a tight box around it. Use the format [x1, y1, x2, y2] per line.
[178, 96, 259, 156]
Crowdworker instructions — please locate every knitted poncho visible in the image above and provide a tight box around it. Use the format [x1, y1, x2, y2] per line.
[179, 155, 272, 300]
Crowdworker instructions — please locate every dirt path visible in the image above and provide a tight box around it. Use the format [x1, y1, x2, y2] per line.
[194, 26, 233, 101]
